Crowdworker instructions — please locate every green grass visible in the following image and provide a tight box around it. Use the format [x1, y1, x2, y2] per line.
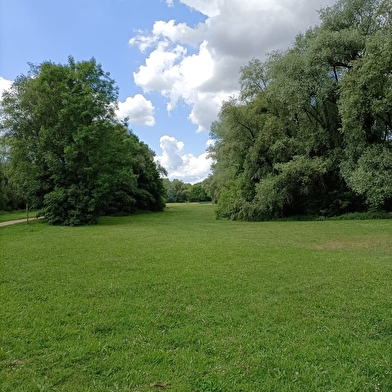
[0, 209, 39, 223]
[1, 203, 392, 391]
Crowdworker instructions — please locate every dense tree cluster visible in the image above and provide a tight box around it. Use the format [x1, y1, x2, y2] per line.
[209, 0, 392, 220]
[163, 178, 212, 203]
[0, 57, 165, 225]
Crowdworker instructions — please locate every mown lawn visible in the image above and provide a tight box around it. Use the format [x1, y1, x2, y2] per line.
[1, 203, 391, 391]
[0, 210, 39, 223]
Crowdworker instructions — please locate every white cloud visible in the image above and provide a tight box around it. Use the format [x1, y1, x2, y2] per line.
[179, 0, 220, 18]
[155, 135, 213, 183]
[187, 90, 232, 132]
[206, 138, 215, 147]
[116, 94, 155, 126]
[132, 41, 187, 93]
[0, 77, 13, 129]
[156, 135, 185, 170]
[0, 77, 12, 97]
[130, 0, 336, 133]
[132, 38, 236, 131]
[152, 20, 205, 47]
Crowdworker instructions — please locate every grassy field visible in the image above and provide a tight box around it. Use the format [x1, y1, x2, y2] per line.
[1, 203, 391, 391]
[0, 210, 39, 223]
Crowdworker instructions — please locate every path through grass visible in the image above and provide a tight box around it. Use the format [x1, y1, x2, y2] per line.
[0, 210, 39, 223]
[1, 204, 391, 391]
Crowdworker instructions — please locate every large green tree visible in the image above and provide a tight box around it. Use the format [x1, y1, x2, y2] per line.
[1, 57, 165, 224]
[209, 0, 391, 220]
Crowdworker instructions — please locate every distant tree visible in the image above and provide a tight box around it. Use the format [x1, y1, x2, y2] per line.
[188, 183, 211, 202]
[162, 178, 174, 202]
[162, 179, 196, 203]
[162, 178, 212, 203]
[1, 57, 165, 224]
[170, 179, 190, 203]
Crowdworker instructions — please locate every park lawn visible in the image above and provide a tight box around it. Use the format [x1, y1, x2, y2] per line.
[0, 203, 391, 391]
[0, 210, 39, 223]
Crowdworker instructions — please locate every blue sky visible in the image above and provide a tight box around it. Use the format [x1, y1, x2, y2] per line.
[0, 0, 336, 183]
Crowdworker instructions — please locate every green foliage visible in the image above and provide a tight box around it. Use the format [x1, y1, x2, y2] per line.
[342, 145, 392, 208]
[1, 204, 392, 391]
[0, 139, 24, 210]
[0, 57, 165, 224]
[188, 183, 211, 202]
[0, 163, 7, 210]
[168, 179, 191, 203]
[210, 0, 392, 220]
[330, 210, 392, 220]
[163, 178, 211, 203]
[128, 135, 166, 212]
[215, 177, 253, 220]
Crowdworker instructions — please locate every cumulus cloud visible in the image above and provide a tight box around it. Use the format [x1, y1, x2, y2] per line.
[116, 94, 155, 126]
[130, 0, 335, 132]
[152, 19, 205, 47]
[155, 135, 213, 183]
[180, 0, 220, 18]
[156, 135, 185, 170]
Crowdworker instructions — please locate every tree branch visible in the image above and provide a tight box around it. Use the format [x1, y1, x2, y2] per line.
[236, 120, 255, 141]
[332, 62, 352, 69]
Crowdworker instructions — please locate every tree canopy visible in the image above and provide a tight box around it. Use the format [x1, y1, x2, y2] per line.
[0, 57, 165, 225]
[162, 178, 212, 203]
[209, 0, 392, 220]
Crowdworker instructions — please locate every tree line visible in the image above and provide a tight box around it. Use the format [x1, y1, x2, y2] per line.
[0, 57, 165, 225]
[162, 178, 212, 203]
[208, 0, 392, 220]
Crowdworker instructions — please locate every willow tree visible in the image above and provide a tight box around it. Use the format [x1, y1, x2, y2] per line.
[210, 0, 392, 219]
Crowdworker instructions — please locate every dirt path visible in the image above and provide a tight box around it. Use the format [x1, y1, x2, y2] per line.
[0, 217, 43, 227]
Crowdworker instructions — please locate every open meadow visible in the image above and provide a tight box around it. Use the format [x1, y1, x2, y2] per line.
[1, 203, 391, 391]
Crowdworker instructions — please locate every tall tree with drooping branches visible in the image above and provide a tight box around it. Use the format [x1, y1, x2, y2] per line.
[209, 0, 392, 219]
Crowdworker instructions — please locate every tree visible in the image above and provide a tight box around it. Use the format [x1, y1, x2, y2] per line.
[0, 132, 24, 210]
[209, 0, 391, 220]
[1, 57, 165, 224]
[163, 179, 190, 203]
[162, 179, 211, 203]
[188, 183, 211, 202]
[0, 160, 7, 210]
[129, 135, 166, 212]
